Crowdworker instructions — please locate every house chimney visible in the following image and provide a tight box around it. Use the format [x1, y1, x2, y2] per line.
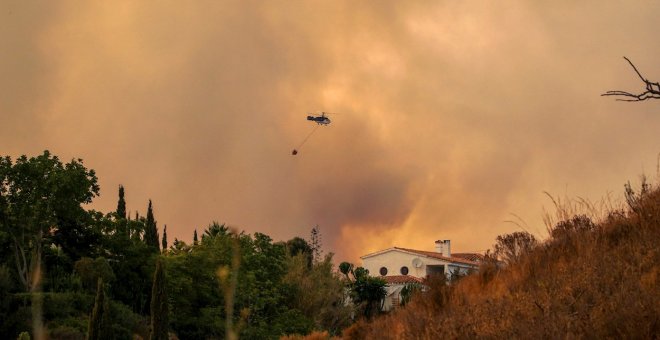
[435, 240, 451, 257]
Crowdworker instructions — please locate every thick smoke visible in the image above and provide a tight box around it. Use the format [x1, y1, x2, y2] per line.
[1, 1, 659, 262]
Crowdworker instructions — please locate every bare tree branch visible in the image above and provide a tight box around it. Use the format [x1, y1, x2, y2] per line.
[602, 56, 660, 101]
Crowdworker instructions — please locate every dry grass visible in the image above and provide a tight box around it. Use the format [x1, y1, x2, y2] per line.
[341, 183, 660, 339]
[281, 330, 333, 340]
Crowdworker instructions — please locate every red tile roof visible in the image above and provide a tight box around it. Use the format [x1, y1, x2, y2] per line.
[381, 275, 425, 285]
[451, 253, 485, 262]
[393, 247, 480, 266]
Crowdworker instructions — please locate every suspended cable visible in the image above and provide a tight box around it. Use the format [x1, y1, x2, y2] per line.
[291, 124, 320, 155]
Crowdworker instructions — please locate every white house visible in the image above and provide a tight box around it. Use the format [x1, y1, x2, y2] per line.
[360, 240, 482, 311]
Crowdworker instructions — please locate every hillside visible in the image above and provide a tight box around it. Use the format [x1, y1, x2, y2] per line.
[342, 182, 660, 339]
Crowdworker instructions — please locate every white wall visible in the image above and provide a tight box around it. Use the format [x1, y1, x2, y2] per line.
[362, 249, 479, 312]
[362, 249, 452, 278]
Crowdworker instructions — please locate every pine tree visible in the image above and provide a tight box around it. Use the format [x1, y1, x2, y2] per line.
[193, 229, 198, 245]
[144, 200, 160, 252]
[149, 259, 169, 340]
[116, 185, 127, 220]
[161, 225, 168, 251]
[87, 278, 109, 340]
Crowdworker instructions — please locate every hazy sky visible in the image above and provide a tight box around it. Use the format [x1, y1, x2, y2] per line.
[2, 1, 659, 262]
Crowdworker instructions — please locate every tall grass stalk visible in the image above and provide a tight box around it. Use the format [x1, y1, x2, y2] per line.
[217, 229, 241, 340]
[31, 249, 44, 340]
[542, 190, 623, 235]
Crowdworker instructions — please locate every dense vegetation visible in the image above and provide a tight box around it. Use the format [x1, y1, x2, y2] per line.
[342, 180, 660, 338]
[0, 151, 371, 339]
[4, 150, 657, 339]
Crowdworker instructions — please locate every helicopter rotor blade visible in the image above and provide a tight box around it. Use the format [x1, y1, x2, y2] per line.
[306, 111, 340, 116]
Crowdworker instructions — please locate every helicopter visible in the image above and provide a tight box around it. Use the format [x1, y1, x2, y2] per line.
[292, 112, 338, 155]
[306, 112, 335, 125]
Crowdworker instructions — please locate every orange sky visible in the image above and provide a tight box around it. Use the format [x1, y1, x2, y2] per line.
[2, 1, 659, 263]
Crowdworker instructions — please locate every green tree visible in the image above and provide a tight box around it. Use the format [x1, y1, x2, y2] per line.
[170, 238, 189, 253]
[202, 221, 228, 241]
[161, 225, 167, 252]
[166, 226, 312, 339]
[74, 257, 116, 293]
[92, 205, 156, 314]
[166, 236, 225, 338]
[0, 264, 18, 336]
[283, 253, 352, 335]
[116, 185, 126, 220]
[286, 237, 312, 269]
[0, 151, 99, 292]
[113, 186, 129, 241]
[339, 262, 353, 279]
[128, 212, 145, 241]
[345, 265, 386, 319]
[149, 259, 168, 340]
[218, 233, 240, 340]
[193, 229, 198, 245]
[143, 200, 159, 252]
[107, 238, 155, 314]
[87, 278, 109, 340]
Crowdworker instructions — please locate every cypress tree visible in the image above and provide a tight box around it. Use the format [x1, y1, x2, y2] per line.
[193, 229, 198, 245]
[149, 259, 169, 340]
[144, 200, 160, 252]
[87, 278, 109, 340]
[162, 225, 168, 251]
[116, 185, 128, 237]
[116, 185, 127, 220]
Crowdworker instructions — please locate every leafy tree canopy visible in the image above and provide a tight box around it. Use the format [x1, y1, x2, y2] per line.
[0, 150, 99, 291]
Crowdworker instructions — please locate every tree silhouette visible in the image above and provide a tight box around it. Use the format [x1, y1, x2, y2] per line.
[87, 278, 109, 340]
[339, 262, 353, 279]
[116, 185, 126, 220]
[202, 221, 228, 240]
[286, 237, 313, 268]
[149, 259, 169, 340]
[310, 225, 323, 262]
[143, 200, 160, 252]
[0, 150, 99, 291]
[602, 57, 660, 101]
[161, 225, 168, 251]
[347, 266, 386, 319]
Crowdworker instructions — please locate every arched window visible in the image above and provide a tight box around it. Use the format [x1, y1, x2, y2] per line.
[400, 266, 409, 275]
[379, 267, 388, 276]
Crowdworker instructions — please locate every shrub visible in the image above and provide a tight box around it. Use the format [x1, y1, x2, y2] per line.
[5, 292, 141, 340]
[343, 183, 660, 339]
